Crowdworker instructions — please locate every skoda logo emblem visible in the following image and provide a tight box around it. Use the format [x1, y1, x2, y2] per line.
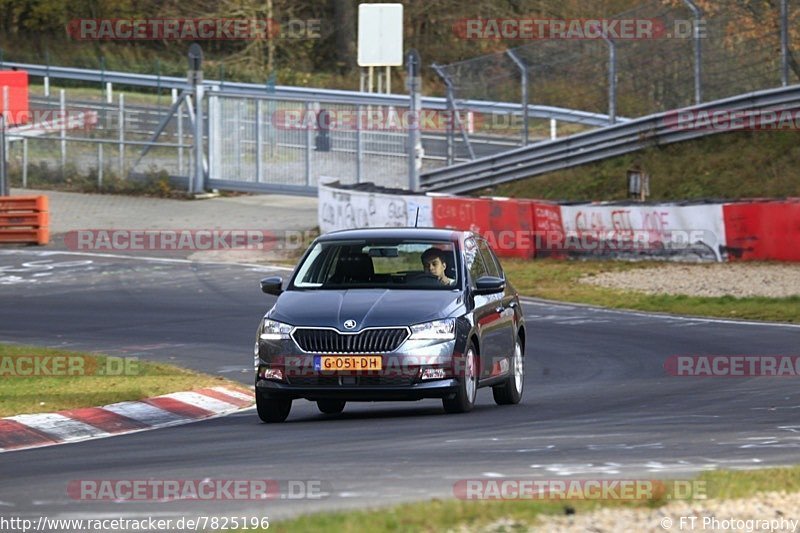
[343, 319, 357, 330]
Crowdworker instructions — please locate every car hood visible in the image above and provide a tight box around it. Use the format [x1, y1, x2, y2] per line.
[269, 289, 463, 329]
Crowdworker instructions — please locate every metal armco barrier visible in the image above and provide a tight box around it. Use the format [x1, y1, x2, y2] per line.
[0, 195, 49, 245]
[421, 84, 800, 193]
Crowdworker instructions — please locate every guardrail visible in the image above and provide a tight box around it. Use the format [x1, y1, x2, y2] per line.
[0, 61, 621, 127]
[420, 84, 800, 194]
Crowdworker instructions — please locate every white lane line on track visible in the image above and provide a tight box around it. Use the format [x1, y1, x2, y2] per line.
[6, 413, 110, 442]
[520, 296, 800, 329]
[0, 250, 294, 271]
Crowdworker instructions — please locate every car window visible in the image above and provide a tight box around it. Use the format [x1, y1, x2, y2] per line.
[464, 237, 489, 287]
[292, 239, 460, 290]
[477, 239, 501, 278]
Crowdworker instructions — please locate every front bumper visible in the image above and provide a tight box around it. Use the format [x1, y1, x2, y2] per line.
[256, 377, 459, 401]
[256, 336, 462, 401]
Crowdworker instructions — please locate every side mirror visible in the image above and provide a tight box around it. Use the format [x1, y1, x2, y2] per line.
[473, 276, 505, 295]
[260, 276, 283, 296]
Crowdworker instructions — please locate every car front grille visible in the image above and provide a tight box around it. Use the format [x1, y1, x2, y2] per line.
[287, 376, 414, 387]
[292, 328, 409, 353]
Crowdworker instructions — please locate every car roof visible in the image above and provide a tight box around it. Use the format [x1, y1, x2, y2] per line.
[317, 227, 471, 242]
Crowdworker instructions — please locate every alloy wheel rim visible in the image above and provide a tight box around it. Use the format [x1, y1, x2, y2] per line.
[513, 341, 524, 394]
[465, 348, 477, 403]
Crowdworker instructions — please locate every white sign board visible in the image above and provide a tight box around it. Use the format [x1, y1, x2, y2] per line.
[358, 4, 403, 67]
[318, 181, 432, 234]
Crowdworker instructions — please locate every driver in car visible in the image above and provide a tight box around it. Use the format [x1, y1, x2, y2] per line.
[421, 247, 455, 286]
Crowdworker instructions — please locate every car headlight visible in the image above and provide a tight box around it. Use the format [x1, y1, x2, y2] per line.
[260, 318, 293, 340]
[410, 319, 455, 340]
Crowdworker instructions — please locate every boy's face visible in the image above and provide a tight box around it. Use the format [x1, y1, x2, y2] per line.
[422, 256, 447, 280]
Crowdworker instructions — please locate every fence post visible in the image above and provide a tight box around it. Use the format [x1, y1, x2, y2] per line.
[97, 143, 103, 189]
[22, 138, 28, 188]
[188, 44, 204, 194]
[256, 99, 263, 183]
[356, 103, 363, 183]
[305, 100, 313, 187]
[118, 93, 125, 177]
[58, 89, 67, 174]
[602, 36, 617, 124]
[781, 0, 789, 87]
[0, 115, 7, 197]
[683, 0, 703, 104]
[173, 88, 184, 176]
[432, 64, 454, 166]
[506, 49, 529, 145]
[406, 50, 422, 191]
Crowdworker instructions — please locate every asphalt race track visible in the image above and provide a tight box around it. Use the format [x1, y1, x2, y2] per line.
[1, 249, 799, 524]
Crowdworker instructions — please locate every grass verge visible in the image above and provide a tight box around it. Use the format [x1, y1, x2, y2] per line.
[259, 466, 800, 532]
[501, 259, 800, 323]
[0, 343, 248, 418]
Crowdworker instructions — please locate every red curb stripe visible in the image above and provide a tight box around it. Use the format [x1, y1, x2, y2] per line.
[0, 419, 59, 449]
[60, 407, 148, 433]
[142, 397, 214, 419]
[196, 388, 254, 408]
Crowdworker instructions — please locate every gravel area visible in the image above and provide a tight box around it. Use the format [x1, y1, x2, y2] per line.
[579, 263, 800, 298]
[452, 491, 800, 532]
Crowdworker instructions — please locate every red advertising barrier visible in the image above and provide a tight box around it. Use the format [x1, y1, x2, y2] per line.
[486, 198, 534, 258]
[432, 197, 492, 234]
[0, 71, 29, 126]
[723, 200, 800, 261]
[531, 202, 565, 259]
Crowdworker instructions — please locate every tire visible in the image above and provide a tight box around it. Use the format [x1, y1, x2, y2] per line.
[317, 399, 346, 414]
[443, 343, 478, 414]
[493, 336, 524, 405]
[256, 392, 292, 423]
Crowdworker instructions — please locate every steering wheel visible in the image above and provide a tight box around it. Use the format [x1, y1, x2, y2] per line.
[408, 272, 442, 285]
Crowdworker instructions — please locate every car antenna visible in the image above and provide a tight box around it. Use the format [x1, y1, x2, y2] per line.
[414, 207, 420, 228]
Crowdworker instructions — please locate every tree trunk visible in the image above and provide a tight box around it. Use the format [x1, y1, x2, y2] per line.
[332, 0, 355, 73]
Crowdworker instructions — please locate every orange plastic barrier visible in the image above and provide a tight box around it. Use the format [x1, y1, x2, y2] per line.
[0, 71, 30, 126]
[723, 200, 800, 261]
[0, 195, 49, 245]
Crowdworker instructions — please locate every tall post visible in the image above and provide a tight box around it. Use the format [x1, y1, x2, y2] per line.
[506, 49, 529, 145]
[356, 103, 363, 183]
[59, 89, 67, 172]
[406, 50, 422, 192]
[781, 0, 789, 87]
[432, 64, 454, 166]
[602, 36, 617, 124]
[188, 44, 204, 194]
[118, 93, 125, 177]
[683, 0, 703, 104]
[0, 115, 7, 197]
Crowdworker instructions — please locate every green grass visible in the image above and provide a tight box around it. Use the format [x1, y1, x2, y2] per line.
[255, 466, 800, 532]
[0, 343, 250, 417]
[501, 259, 800, 323]
[484, 130, 800, 201]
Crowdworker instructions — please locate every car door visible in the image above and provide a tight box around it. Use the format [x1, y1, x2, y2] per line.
[464, 237, 505, 380]
[477, 238, 516, 360]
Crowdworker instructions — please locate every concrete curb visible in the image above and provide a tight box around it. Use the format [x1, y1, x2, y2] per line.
[0, 386, 254, 453]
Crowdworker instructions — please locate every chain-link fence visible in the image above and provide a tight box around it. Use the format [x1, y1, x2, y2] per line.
[434, 0, 800, 154]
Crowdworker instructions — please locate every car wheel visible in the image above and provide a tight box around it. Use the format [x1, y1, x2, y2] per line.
[493, 336, 524, 405]
[443, 343, 478, 414]
[317, 399, 346, 414]
[256, 392, 292, 423]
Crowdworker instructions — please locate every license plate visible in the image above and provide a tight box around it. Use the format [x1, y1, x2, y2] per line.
[314, 355, 382, 371]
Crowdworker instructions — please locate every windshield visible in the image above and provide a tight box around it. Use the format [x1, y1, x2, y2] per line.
[291, 240, 460, 290]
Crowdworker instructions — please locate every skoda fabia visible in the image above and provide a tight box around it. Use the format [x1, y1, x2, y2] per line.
[254, 228, 525, 422]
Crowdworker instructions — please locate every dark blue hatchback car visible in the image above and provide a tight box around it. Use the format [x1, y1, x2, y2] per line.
[254, 228, 525, 422]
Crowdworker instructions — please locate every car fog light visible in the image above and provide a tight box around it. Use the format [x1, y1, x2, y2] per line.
[420, 368, 446, 380]
[259, 367, 284, 381]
